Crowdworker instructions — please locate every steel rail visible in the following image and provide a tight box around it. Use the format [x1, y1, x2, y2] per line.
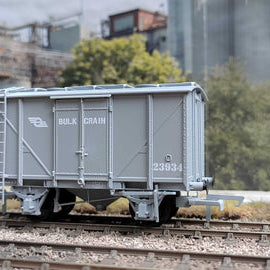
[2, 212, 270, 230]
[172, 217, 270, 231]
[0, 257, 154, 270]
[0, 240, 269, 268]
[0, 218, 270, 241]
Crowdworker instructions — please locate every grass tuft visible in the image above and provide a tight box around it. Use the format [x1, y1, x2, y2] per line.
[4, 197, 270, 222]
[73, 202, 97, 214]
[176, 201, 270, 221]
[106, 198, 129, 215]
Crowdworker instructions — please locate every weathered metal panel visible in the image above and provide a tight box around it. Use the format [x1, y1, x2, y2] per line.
[83, 98, 108, 177]
[153, 94, 183, 183]
[201, 97, 205, 177]
[54, 98, 110, 184]
[23, 98, 53, 178]
[6, 99, 18, 176]
[185, 92, 193, 186]
[55, 99, 80, 179]
[113, 95, 147, 183]
[194, 91, 204, 181]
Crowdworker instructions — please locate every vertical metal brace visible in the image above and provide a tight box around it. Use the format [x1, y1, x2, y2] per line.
[154, 185, 159, 223]
[77, 99, 86, 187]
[18, 99, 23, 186]
[182, 96, 187, 187]
[108, 97, 113, 189]
[53, 188, 60, 213]
[53, 102, 57, 187]
[148, 94, 153, 190]
[206, 205, 211, 222]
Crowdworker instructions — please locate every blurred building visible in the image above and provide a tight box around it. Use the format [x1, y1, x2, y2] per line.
[0, 14, 93, 88]
[0, 14, 89, 53]
[168, 0, 270, 82]
[48, 22, 80, 53]
[0, 36, 73, 88]
[102, 9, 168, 54]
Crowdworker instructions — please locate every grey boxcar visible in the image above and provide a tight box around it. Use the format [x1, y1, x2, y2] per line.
[0, 83, 243, 224]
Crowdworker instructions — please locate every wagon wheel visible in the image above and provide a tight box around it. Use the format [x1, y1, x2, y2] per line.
[53, 189, 76, 219]
[39, 189, 55, 220]
[129, 196, 176, 226]
[39, 189, 75, 220]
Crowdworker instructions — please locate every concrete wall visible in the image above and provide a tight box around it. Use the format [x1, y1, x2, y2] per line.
[168, 1, 184, 69]
[168, 0, 270, 82]
[192, 0, 232, 79]
[234, 0, 270, 82]
[0, 36, 73, 89]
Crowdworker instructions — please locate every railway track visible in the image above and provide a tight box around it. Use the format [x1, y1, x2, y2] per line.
[0, 239, 269, 270]
[3, 212, 270, 231]
[0, 213, 270, 242]
[0, 213, 270, 269]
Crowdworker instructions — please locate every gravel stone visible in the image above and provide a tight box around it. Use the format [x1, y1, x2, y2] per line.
[0, 227, 268, 269]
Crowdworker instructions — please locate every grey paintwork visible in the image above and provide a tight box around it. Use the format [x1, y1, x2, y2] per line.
[0, 82, 243, 221]
[2, 83, 205, 191]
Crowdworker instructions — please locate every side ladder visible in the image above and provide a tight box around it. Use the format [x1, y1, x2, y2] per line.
[0, 91, 7, 214]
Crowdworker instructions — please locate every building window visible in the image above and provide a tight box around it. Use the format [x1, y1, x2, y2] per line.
[114, 15, 134, 32]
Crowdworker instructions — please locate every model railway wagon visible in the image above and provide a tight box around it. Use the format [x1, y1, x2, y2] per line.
[0, 83, 243, 224]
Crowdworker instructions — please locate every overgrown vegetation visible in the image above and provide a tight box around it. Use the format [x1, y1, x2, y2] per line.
[59, 34, 185, 86]
[205, 58, 270, 190]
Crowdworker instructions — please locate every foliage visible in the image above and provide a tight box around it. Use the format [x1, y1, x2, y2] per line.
[177, 201, 270, 221]
[205, 58, 270, 190]
[58, 35, 185, 86]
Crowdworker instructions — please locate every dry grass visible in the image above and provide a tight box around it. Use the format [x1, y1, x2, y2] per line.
[6, 199, 20, 211]
[73, 202, 97, 214]
[176, 201, 270, 221]
[4, 198, 270, 222]
[106, 197, 129, 215]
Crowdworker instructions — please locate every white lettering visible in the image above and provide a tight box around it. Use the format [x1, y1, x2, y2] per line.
[153, 162, 183, 172]
[58, 118, 77, 126]
[83, 117, 106, 125]
[58, 117, 106, 126]
[99, 117, 106, 125]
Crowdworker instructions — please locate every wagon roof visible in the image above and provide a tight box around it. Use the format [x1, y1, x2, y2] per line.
[0, 82, 208, 101]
